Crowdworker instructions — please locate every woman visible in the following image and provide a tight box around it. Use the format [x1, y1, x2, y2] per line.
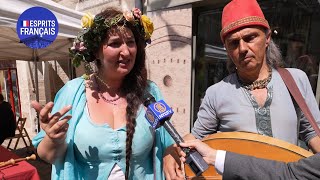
[32, 7, 173, 180]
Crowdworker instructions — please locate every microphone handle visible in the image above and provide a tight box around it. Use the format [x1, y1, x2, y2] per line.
[163, 120, 184, 144]
[162, 120, 191, 154]
[143, 95, 208, 176]
[163, 120, 209, 176]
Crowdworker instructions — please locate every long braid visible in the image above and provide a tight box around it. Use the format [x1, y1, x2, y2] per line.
[123, 75, 146, 179]
[123, 65, 146, 179]
[94, 7, 148, 179]
[124, 93, 138, 179]
[122, 9, 147, 178]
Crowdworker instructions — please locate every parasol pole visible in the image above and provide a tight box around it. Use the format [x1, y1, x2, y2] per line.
[33, 49, 40, 132]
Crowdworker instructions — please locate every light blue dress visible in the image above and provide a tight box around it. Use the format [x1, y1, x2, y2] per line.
[32, 77, 174, 180]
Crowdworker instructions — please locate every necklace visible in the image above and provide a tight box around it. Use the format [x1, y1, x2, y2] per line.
[95, 74, 111, 89]
[238, 68, 272, 91]
[99, 93, 121, 105]
[95, 75, 121, 105]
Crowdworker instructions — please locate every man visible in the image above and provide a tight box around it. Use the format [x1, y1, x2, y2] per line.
[163, 0, 320, 179]
[179, 140, 320, 180]
[0, 94, 16, 144]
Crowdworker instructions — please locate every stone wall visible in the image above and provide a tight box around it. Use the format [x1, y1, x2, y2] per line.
[16, 61, 38, 138]
[146, 5, 192, 136]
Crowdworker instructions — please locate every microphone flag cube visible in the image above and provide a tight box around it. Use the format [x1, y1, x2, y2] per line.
[145, 100, 174, 128]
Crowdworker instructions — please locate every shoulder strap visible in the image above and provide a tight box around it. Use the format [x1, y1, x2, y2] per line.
[277, 68, 320, 137]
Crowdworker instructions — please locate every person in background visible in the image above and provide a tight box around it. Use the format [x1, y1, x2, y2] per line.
[296, 55, 319, 94]
[163, 0, 320, 179]
[179, 139, 320, 180]
[32, 7, 173, 179]
[0, 93, 16, 144]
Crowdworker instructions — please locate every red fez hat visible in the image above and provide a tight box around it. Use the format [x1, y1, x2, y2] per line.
[220, 0, 270, 43]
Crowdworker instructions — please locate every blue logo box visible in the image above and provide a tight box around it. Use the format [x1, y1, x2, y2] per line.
[145, 100, 174, 128]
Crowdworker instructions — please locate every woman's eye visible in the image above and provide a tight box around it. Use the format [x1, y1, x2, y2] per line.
[127, 40, 135, 45]
[108, 42, 121, 47]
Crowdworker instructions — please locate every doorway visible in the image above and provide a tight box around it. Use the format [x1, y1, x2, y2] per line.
[0, 68, 21, 118]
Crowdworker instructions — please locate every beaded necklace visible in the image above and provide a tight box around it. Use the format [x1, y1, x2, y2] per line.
[237, 68, 272, 91]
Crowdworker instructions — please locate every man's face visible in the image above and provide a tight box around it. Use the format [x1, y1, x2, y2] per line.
[224, 26, 271, 73]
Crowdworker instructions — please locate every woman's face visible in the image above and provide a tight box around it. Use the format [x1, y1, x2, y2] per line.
[98, 26, 137, 79]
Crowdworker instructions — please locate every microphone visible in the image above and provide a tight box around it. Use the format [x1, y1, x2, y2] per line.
[143, 93, 209, 176]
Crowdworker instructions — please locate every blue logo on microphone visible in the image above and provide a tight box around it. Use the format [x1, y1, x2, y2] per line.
[154, 102, 167, 113]
[145, 100, 174, 128]
[146, 110, 155, 123]
[16, 7, 58, 49]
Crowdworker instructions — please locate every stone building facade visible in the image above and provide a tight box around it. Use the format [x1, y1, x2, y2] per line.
[10, 0, 320, 140]
[145, 6, 192, 136]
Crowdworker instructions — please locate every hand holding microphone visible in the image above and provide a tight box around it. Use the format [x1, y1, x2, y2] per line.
[143, 94, 209, 176]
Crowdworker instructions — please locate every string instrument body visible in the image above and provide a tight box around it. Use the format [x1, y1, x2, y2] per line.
[185, 132, 313, 179]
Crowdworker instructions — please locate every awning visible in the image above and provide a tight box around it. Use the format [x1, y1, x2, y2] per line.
[0, 0, 84, 61]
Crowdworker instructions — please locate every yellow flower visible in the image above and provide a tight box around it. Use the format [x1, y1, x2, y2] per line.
[81, 13, 94, 28]
[141, 15, 154, 39]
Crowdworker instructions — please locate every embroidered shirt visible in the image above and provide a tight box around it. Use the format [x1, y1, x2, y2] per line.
[192, 68, 320, 145]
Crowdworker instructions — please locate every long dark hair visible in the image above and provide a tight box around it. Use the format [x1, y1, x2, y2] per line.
[95, 7, 148, 179]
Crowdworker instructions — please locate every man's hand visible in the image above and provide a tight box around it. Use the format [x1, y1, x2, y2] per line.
[309, 136, 320, 153]
[163, 144, 185, 180]
[179, 139, 217, 165]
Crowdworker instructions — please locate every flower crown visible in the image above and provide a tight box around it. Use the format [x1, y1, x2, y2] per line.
[69, 8, 154, 67]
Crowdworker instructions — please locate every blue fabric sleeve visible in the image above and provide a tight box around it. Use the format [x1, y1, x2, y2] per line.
[32, 77, 85, 180]
[32, 78, 83, 148]
[32, 83, 68, 148]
